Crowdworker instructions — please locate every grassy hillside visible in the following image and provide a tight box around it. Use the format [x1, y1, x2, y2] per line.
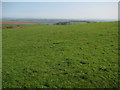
[2, 22, 118, 88]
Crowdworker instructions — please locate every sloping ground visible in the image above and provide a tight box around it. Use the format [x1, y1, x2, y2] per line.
[2, 22, 119, 88]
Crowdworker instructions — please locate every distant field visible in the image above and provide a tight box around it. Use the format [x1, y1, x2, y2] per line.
[2, 22, 118, 88]
[2, 21, 36, 25]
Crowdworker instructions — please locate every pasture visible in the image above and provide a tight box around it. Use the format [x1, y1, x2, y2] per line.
[2, 22, 118, 88]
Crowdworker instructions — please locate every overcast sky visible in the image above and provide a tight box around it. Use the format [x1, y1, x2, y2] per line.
[2, 2, 118, 20]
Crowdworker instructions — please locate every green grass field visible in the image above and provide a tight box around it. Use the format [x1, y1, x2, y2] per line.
[2, 22, 118, 88]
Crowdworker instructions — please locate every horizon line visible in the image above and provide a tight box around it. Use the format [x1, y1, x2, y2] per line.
[2, 17, 118, 20]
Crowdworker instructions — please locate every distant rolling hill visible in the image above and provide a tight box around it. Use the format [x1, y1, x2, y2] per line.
[2, 18, 96, 25]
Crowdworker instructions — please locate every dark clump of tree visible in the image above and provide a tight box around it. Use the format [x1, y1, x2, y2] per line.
[2, 25, 21, 29]
[54, 22, 70, 25]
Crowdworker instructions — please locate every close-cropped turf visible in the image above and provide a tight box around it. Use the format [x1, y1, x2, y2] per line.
[2, 22, 118, 88]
